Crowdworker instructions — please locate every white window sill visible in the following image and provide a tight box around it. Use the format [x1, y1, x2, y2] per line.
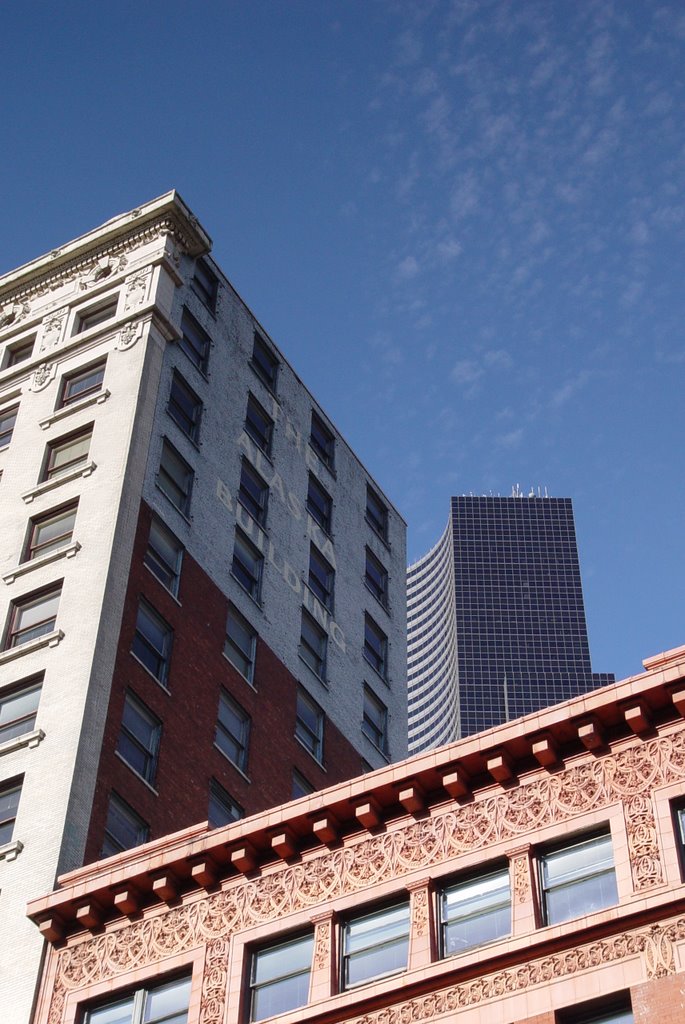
[0, 840, 23, 862]
[22, 462, 96, 504]
[39, 389, 110, 430]
[0, 630, 64, 665]
[3, 542, 81, 585]
[0, 728, 45, 756]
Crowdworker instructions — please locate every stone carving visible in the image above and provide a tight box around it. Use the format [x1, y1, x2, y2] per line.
[644, 923, 675, 978]
[39, 309, 68, 352]
[513, 855, 530, 904]
[78, 255, 128, 291]
[123, 268, 152, 312]
[30, 362, 56, 392]
[314, 918, 331, 971]
[0, 300, 30, 331]
[411, 887, 429, 938]
[116, 322, 143, 351]
[45, 729, 685, 1022]
[200, 937, 230, 1024]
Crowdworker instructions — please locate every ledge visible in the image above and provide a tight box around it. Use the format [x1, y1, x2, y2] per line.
[0, 630, 64, 665]
[3, 542, 81, 585]
[39, 390, 110, 430]
[22, 462, 96, 504]
[0, 728, 45, 756]
[0, 840, 23, 862]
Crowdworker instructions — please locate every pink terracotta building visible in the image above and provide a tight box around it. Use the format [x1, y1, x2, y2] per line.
[28, 644, 685, 1024]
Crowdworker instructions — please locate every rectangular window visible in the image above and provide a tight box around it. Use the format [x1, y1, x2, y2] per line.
[59, 359, 106, 407]
[299, 609, 327, 679]
[224, 605, 257, 682]
[251, 332, 279, 392]
[362, 686, 388, 753]
[231, 529, 263, 601]
[5, 337, 34, 367]
[366, 485, 389, 543]
[168, 371, 202, 442]
[76, 297, 117, 334]
[238, 459, 269, 526]
[43, 425, 92, 481]
[364, 614, 388, 678]
[208, 778, 243, 828]
[191, 258, 218, 312]
[0, 678, 41, 743]
[292, 769, 314, 799]
[131, 601, 173, 684]
[342, 901, 410, 990]
[365, 548, 388, 607]
[250, 932, 314, 1022]
[310, 411, 335, 469]
[245, 394, 274, 456]
[5, 585, 61, 649]
[101, 792, 149, 857]
[295, 688, 324, 761]
[440, 865, 511, 957]
[117, 691, 161, 784]
[556, 995, 634, 1024]
[0, 406, 18, 450]
[143, 516, 184, 596]
[24, 501, 78, 562]
[180, 308, 210, 373]
[540, 829, 618, 926]
[306, 474, 332, 534]
[215, 691, 250, 771]
[673, 800, 685, 880]
[85, 975, 192, 1024]
[157, 439, 194, 516]
[307, 545, 334, 610]
[0, 779, 21, 845]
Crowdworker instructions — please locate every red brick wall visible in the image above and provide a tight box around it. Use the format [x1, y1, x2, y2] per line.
[83, 501, 364, 864]
[632, 974, 685, 1024]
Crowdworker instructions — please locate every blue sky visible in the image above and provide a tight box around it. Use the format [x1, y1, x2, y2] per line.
[2, 1, 683, 680]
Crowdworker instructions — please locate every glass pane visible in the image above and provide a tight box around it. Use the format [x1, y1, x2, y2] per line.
[545, 870, 618, 924]
[346, 904, 410, 955]
[252, 973, 310, 1022]
[144, 976, 191, 1023]
[544, 833, 614, 887]
[86, 995, 134, 1024]
[444, 904, 510, 955]
[32, 507, 76, 555]
[0, 685, 40, 740]
[51, 434, 90, 472]
[253, 934, 313, 985]
[345, 936, 409, 987]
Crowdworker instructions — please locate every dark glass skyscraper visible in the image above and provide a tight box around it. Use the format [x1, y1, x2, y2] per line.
[407, 495, 613, 752]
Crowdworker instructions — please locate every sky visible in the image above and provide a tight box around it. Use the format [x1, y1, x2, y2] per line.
[1, 1, 683, 681]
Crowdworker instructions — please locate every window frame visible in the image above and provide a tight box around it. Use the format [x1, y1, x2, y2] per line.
[307, 544, 334, 611]
[101, 791, 149, 858]
[0, 677, 42, 744]
[295, 687, 324, 762]
[191, 258, 219, 312]
[84, 974, 192, 1024]
[238, 459, 269, 527]
[157, 439, 194, 517]
[168, 371, 202, 443]
[59, 359, 106, 408]
[179, 307, 211, 373]
[439, 863, 511, 958]
[364, 613, 388, 679]
[42, 425, 93, 481]
[131, 600, 173, 685]
[231, 529, 264, 602]
[143, 515, 184, 596]
[117, 691, 162, 785]
[208, 777, 244, 828]
[215, 690, 250, 772]
[5, 584, 61, 649]
[362, 686, 388, 753]
[299, 608, 328, 680]
[366, 485, 389, 543]
[539, 828, 618, 926]
[245, 393, 274, 457]
[673, 799, 685, 880]
[306, 473, 332, 534]
[224, 604, 257, 683]
[0, 405, 18, 450]
[365, 547, 389, 608]
[250, 332, 279, 392]
[0, 777, 22, 846]
[4, 336, 34, 367]
[292, 769, 314, 798]
[309, 410, 335, 469]
[24, 501, 78, 563]
[556, 993, 634, 1024]
[341, 899, 411, 991]
[250, 931, 314, 1023]
[75, 296, 118, 334]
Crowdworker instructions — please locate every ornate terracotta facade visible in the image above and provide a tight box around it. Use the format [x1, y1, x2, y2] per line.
[29, 644, 685, 1024]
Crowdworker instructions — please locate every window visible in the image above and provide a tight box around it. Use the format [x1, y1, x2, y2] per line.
[101, 792, 149, 857]
[238, 459, 269, 526]
[251, 332, 279, 392]
[366, 485, 389, 543]
[310, 411, 335, 469]
[85, 975, 192, 1024]
[673, 800, 685, 879]
[250, 932, 314, 1022]
[168, 372, 202, 442]
[59, 359, 106, 407]
[5, 337, 34, 367]
[307, 545, 334, 610]
[179, 308, 210, 373]
[292, 769, 314, 799]
[117, 692, 161, 784]
[556, 995, 634, 1024]
[540, 829, 618, 926]
[224, 605, 257, 682]
[43, 425, 92, 481]
[364, 614, 388, 678]
[131, 601, 173, 684]
[0, 779, 21, 845]
[157, 440, 194, 516]
[25, 502, 78, 562]
[362, 686, 388, 753]
[215, 691, 250, 771]
[0, 405, 18, 449]
[76, 297, 117, 334]
[299, 609, 327, 679]
[245, 394, 274, 456]
[5, 585, 61, 649]
[342, 901, 410, 990]
[231, 529, 263, 601]
[306, 474, 332, 534]
[440, 865, 511, 957]
[295, 688, 324, 761]
[365, 548, 388, 607]
[0, 678, 41, 743]
[144, 516, 184, 596]
[208, 778, 243, 828]
[191, 258, 218, 312]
